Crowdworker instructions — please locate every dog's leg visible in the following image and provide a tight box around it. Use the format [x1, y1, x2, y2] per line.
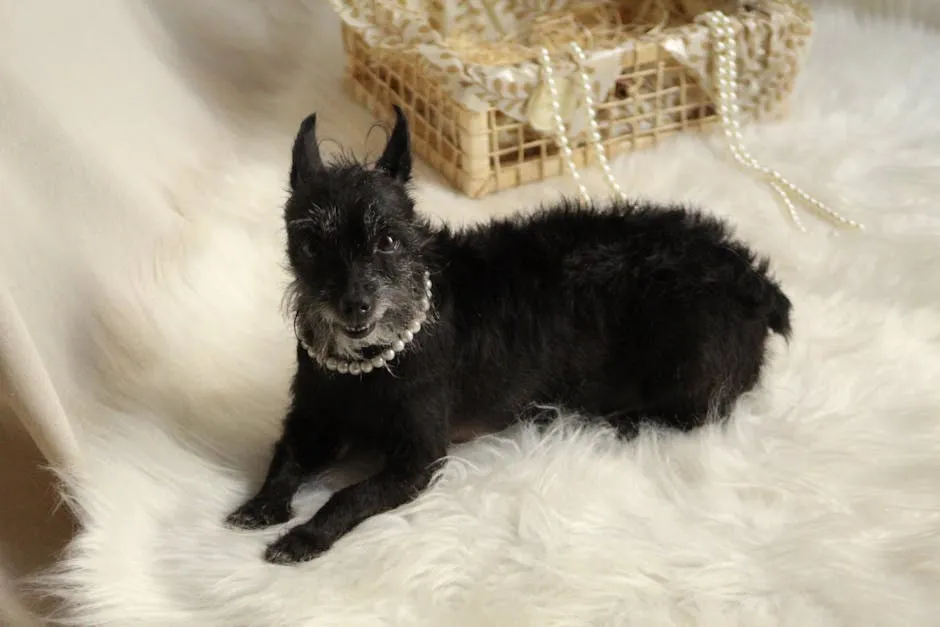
[262, 462, 438, 563]
[226, 425, 341, 530]
[263, 425, 444, 564]
[226, 438, 305, 529]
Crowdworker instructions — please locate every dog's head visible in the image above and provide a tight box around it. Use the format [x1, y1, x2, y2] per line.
[284, 106, 432, 360]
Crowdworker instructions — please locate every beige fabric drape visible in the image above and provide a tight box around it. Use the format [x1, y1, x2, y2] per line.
[1, 288, 81, 472]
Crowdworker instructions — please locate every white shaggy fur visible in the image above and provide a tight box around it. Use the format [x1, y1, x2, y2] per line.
[3, 0, 940, 624]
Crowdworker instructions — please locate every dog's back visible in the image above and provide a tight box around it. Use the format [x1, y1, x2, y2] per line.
[438, 198, 791, 433]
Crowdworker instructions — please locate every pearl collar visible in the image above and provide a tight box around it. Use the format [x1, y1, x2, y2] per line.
[298, 271, 432, 375]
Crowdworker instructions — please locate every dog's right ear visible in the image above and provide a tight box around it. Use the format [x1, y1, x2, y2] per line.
[290, 113, 324, 190]
[376, 105, 412, 182]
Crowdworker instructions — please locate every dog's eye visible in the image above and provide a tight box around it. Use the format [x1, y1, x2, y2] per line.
[299, 239, 316, 258]
[376, 235, 399, 254]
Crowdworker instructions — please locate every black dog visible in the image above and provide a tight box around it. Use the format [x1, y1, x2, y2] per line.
[227, 106, 792, 564]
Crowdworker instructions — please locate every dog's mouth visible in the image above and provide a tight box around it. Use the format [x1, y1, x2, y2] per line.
[342, 322, 376, 339]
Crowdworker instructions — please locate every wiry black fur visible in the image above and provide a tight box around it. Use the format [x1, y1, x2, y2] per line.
[227, 106, 793, 564]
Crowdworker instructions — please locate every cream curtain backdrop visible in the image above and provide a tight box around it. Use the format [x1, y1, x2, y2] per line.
[1, 0, 939, 625]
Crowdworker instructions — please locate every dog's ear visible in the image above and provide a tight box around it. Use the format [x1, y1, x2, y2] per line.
[290, 113, 323, 190]
[376, 106, 412, 182]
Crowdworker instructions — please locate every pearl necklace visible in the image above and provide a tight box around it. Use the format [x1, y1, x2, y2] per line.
[299, 271, 432, 375]
[538, 45, 627, 204]
[701, 11, 863, 232]
[536, 12, 864, 232]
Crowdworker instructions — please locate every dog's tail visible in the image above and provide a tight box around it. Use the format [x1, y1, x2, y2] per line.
[767, 285, 792, 339]
[755, 258, 792, 339]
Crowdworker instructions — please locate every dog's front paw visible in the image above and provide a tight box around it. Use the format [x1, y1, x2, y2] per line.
[226, 498, 291, 530]
[264, 527, 333, 564]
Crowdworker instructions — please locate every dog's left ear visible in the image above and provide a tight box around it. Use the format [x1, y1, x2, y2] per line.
[290, 113, 323, 190]
[376, 105, 412, 182]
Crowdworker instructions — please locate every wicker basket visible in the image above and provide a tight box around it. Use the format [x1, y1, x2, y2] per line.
[338, 0, 813, 198]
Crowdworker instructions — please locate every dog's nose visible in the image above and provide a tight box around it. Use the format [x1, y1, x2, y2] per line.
[339, 294, 375, 320]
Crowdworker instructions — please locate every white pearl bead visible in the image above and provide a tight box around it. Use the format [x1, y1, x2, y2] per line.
[401, 330, 414, 342]
[409, 321, 422, 334]
[372, 356, 386, 368]
[337, 362, 349, 374]
[325, 357, 337, 370]
[382, 349, 396, 361]
[392, 339, 405, 352]
[349, 362, 361, 375]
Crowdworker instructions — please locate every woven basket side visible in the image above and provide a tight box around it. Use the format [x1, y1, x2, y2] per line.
[481, 41, 723, 196]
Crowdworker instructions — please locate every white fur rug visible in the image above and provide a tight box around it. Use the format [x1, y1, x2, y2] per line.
[4, 1, 940, 625]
